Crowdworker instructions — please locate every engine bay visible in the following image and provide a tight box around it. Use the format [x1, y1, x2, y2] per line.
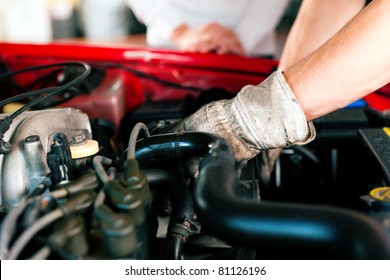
[0, 43, 389, 260]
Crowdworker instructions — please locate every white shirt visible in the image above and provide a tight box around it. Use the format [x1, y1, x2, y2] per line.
[127, 0, 290, 56]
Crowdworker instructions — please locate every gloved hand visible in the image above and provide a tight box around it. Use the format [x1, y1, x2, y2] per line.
[170, 70, 316, 166]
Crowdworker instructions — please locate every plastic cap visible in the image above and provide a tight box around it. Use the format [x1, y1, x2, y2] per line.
[70, 139, 99, 159]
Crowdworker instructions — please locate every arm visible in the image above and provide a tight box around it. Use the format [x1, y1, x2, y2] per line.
[285, 0, 390, 120]
[174, 0, 390, 164]
[279, 0, 366, 69]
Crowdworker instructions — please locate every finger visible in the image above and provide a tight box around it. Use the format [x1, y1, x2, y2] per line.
[215, 35, 244, 55]
[220, 29, 245, 54]
[197, 41, 220, 53]
[184, 40, 217, 53]
[205, 25, 244, 55]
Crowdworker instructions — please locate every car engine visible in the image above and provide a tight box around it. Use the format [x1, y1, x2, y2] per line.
[0, 45, 389, 260]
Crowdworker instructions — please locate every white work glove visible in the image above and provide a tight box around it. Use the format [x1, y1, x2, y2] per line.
[173, 70, 316, 166]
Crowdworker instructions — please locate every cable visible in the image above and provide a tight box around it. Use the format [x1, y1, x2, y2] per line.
[127, 122, 150, 159]
[0, 62, 90, 155]
[23, 68, 63, 93]
[7, 191, 95, 260]
[8, 62, 91, 120]
[0, 177, 51, 259]
[94, 189, 106, 209]
[92, 156, 113, 184]
[48, 172, 99, 199]
[0, 62, 88, 79]
[0, 175, 97, 259]
[0, 87, 57, 108]
[0, 197, 32, 259]
[29, 246, 52, 260]
[7, 208, 64, 260]
[105, 64, 205, 93]
[107, 167, 117, 181]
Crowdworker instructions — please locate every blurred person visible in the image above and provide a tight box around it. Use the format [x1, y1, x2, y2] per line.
[126, 0, 290, 57]
[0, 0, 52, 43]
[79, 0, 130, 39]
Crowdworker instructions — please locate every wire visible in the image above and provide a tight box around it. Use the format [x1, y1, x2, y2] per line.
[0, 178, 51, 259]
[8, 62, 91, 120]
[107, 167, 117, 180]
[24, 68, 63, 93]
[0, 87, 57, 108]
[0, 62, 90, 153]
[0, 62, 88, 79]
[105, 64, 205, 93]
[27, 177, 53, 198]
[29, 246, 52, 260]
[7, 208, 64, 260]
[92, 156, 113, 184]
[0, 197, 32, 259]
[0, 174, 97, 259]
[127, 122, 151, 159]
[48, 172, 100, 199]
[94, 189, 106, 209]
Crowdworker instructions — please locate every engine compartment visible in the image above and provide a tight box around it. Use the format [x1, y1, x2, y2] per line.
[0, 43, 389, 260]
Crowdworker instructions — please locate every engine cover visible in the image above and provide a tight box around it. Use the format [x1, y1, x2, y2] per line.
[0, 108, 92, 211]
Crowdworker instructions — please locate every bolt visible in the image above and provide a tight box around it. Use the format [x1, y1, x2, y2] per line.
[0, 139, 11, 154]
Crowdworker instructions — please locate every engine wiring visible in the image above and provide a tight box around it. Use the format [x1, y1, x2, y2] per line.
[0, 62, 91, 154]
[0, 173, 99, 260]
[5, 191, 96, 260]
[7, 208, 65, 260]
[1, 57, 390, 261]
[0, 62, 91, 120]
[127, 122, 151, 160]
[92, 156, 114, 184]
[104, 64, 206, 93]
[29, 245, 52, 260]
[0, 87, 58, 108]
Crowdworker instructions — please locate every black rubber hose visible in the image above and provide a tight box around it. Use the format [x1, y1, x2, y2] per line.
[144, 169, 194, 221]
[135, 132, 230, 167]
[135, 132, 390, 259]
[195, 153, 390, 259]
[144, 169, 196, 260]
[164, 235, 185, 260]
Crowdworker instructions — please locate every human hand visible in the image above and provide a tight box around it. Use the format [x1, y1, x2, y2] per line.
[168, 71, 316, 165]
[171, 23, 244, 55]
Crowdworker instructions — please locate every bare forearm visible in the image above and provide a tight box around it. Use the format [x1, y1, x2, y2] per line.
[284, 0, 390, 121]
[279, 0, 365, 69]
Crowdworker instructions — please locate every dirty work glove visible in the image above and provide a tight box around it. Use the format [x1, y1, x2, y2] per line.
[172, 70, 316, 166]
